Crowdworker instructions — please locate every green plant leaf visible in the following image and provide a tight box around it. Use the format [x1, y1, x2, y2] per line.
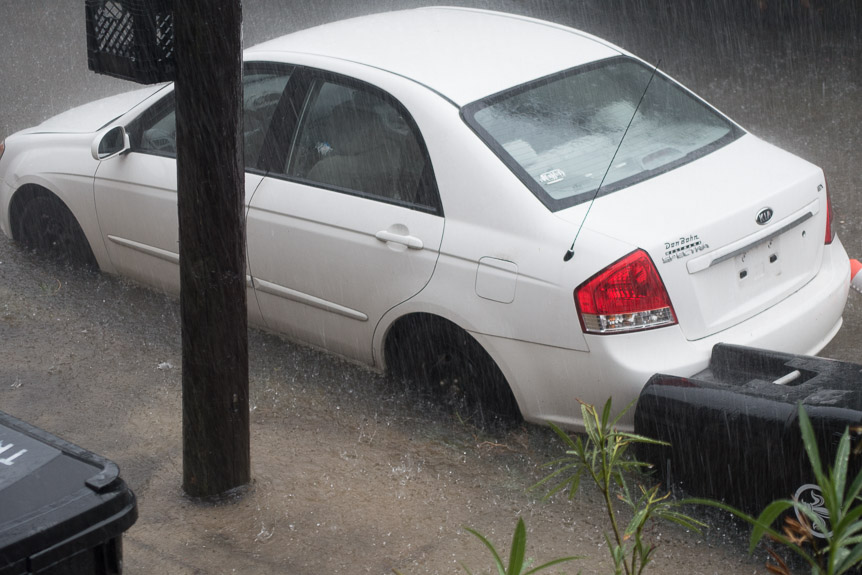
[751, 499, 796, 553]
[600, 397, 613, 430]
[522, 555, 581, 575]
[637, 543, 658, 575]
[565, 474, 583, 501]
[833, 504, 862, 538]
[608, 398, 637, 430]
[655, 509, 707, 534]
[614, 431, 670, 447]
[463, 519, 579, 575]
[844, 461, 862, 506]
[685, 406, 862, 575]
[690, 496, 822, 569]
[548, 421, 579, 451]
[507, 518, 527, 575]
[532, 463, 579, 491]
[798, 405, 827, 488]
[626, 506, 650, 537]
[540, 477, 575, 501]
[835, 541, 862, 575]
[463, 525, 506, 575]
[833, 428, 851, 510]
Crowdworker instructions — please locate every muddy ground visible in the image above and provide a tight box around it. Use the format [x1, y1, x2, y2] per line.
[1, 1, 861, 573]
[0, 239, 768, 574]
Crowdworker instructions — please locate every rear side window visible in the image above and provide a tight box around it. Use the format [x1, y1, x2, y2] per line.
[275, 74, 440, 214]
[463, 57, 742, 211]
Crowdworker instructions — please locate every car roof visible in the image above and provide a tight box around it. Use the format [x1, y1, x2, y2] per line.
[246, 7, 622, 106]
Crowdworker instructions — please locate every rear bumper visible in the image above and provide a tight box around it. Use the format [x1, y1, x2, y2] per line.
[476, 236, 850, 431]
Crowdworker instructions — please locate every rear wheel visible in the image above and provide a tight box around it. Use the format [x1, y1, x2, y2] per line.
[386, 315, 521, 427]
[15, 192, 97, 266]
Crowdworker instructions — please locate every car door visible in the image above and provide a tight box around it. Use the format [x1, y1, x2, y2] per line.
[92, 63, 294, 318]
[246, 70, 444, 364]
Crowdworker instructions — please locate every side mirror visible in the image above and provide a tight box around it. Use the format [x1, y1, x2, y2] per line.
[91, 125, 130, 161]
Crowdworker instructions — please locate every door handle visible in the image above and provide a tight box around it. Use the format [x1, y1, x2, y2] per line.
[375, 230, 424, 250]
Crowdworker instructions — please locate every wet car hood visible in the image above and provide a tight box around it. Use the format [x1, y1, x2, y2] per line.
[21, 84, 169, 135]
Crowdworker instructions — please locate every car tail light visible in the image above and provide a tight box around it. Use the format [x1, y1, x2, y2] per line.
[0, 140, 5, 162]
[575, 249, 677, 334]
[824, 177, 835, 245]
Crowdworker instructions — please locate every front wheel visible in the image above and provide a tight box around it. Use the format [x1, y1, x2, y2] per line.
[16, 194, 96, 266]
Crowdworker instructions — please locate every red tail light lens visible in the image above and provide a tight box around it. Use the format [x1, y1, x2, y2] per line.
[824, 178, 835, 245]
[575, 249, 677, 334]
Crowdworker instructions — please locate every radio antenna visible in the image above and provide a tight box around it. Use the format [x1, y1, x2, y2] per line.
[563, 61, 661, 262]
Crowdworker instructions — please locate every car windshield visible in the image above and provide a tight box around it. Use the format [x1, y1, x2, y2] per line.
[462, 57, 742, 211]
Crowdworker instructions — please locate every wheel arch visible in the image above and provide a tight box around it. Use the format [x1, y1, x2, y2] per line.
[378, 309, 525, 419]
[381, 311, 456, 369]
[8, 183, 104, 268]
[9, 183, 59, 240]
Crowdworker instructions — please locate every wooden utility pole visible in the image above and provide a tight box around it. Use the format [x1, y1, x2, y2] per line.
[174, 0, 249, 498]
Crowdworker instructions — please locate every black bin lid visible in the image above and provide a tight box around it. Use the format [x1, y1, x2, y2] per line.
[0, 411, 137, 573]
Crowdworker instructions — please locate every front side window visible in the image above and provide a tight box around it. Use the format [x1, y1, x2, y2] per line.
[463, 57, 742, 211]
[127, 63, 293, 169]
[282, 77, 439, 212]
[242, 65, 293, 168]
[131, 95, 176, 156]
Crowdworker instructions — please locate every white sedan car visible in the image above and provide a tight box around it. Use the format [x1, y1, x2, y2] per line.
[0, 7, 850, 429]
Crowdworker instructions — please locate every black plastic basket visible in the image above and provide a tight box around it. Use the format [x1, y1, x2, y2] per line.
[635, 344, 862, 514]
[85, 0, 175, 84]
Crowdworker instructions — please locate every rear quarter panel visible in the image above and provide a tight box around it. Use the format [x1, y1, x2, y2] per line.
[371, 86, 639, 358]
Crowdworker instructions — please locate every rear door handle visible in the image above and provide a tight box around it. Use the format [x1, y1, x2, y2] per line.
[375, 230, 424, 250]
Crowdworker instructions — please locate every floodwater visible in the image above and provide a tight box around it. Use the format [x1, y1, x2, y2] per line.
[0, 243, 764, 573]
[0, 1, 859, 573]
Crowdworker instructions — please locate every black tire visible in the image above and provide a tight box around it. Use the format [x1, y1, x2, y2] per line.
[16, 194, 97, 266]
[388, 317, 521, 426]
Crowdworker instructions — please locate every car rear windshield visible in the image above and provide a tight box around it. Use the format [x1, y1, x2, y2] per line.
[462, 57, 742, 211]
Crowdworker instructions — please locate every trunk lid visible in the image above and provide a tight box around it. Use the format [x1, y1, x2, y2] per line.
[557, 134, 828, 341]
